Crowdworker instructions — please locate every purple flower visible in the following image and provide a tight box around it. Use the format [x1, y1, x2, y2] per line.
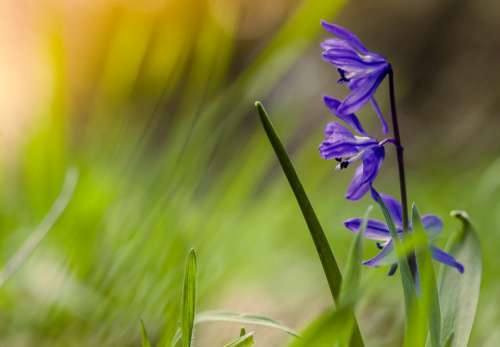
[321, 21, 391, 133]
[319, 121, 387, 200]
[344, 193, 464, 274]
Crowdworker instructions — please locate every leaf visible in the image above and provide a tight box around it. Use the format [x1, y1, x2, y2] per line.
[371, 190, 416, 317]
[140, 319, 153, 347]
[287, 307, 352, 347]
[338, 206, 371, 347]
[340, 206, 372, 305]
[170, 310, 298, 347]
[181, 249, 197, 347]
[439, 211, 482, 347]
[410, 204, 441, 347]
[0, 168, 78, 287]
[223, 332, 255, 347]
[254, 102, 364, 347]
[196, 311, 299, 337]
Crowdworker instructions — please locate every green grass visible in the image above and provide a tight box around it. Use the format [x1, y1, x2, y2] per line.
[0, 0, 496, 346]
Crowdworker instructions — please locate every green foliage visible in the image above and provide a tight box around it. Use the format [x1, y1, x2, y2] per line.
[255, 101, 364, 347]
[372, 193, 416, 318]
[0, 168, 78, 287]
[181, 249, 197, 347]
[223, 331, 255, 347]
[196, 311, 298, 337]
[287, 307, 352, 347]
[254, 101, 343, 302]
[140, 320, 153, 347]
[410, 204, 441, 347]
[439, 211, 482, 347]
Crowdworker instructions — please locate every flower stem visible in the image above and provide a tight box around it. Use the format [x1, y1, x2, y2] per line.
[388, 67, 417, 279]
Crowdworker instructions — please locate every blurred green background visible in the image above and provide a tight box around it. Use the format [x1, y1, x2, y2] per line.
[0, 0, 499, 346]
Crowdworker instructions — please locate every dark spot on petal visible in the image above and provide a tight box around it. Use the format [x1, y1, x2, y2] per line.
[340, 161, 349, 169]
[335, 157, 342, 162]
[376, 242, 383, 250]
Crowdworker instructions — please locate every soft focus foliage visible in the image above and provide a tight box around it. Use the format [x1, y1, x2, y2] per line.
[0, 0, 497, 346]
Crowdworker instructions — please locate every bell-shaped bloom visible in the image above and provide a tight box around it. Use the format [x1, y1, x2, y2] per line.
[323, 95, 367, 136]
[321, 21, 391, 133]
[344, 193, 464, 274]
[319, 121, 386, 200]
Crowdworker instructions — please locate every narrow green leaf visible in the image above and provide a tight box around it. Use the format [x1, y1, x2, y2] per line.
[411, 204, 441, 347]
[372, 192, 416, 317]
[340, 206, 372, 305]
[439, 211, 482, 347]
[254, 102, 342, 299]
[287, 307, 352, 347]
[336, 206, 371, 347]
[196, 311, 299, 337]
[181, 249, 197, 347]
[140, 319, 153, 347]
[223, 332, 255, 347]
[254, 102, 364, 347]
[0, 168, 78, 287]
[170, 310, 298, 347]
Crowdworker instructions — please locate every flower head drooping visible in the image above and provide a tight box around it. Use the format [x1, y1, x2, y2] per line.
[321, 21, 391, 133]
[343, 192, 464, 274]
[319, 121, 389, 200]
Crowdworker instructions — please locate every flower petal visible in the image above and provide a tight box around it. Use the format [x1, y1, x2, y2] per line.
[344, 218, 391, 241]
[363, 240, 395, 266]
[321, 21, 368, 54]
[345, 147, 384, 200]
[337, 68, 389, 116]
[321, 38, 355, 52]
[323, 96, 367, 135]
[345, 164, 371, 200]
[431, 246, 464, 274]
[370, 97, 389, 134]
[379, 193, 403, 228]
[319, 122, 377, 160]
[422, 214, 443, 233]
[323, 120, 354, 138]
[361, 146, 385, 183]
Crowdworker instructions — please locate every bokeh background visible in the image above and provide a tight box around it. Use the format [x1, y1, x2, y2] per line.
[1, 0, 499, 346]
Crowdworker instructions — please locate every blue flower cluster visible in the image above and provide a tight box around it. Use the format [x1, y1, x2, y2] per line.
[319, 21, 463, 273]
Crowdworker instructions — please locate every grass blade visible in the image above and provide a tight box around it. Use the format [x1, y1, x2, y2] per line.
[196, 311, 298, 337]
[0, 168, 78, 288]
[411, 204, 441, 347]
[223, 332, 255, 347]
[254, 102, 365, 347]
[340, 206, 372, 305]
[140, 319, 153, 347]
[371, 190, 416, 318]
[287, 307, 352, 347]
[338, 206, 371, 347]
[181, 249, 197, 347]
[439, 211, 482, 347]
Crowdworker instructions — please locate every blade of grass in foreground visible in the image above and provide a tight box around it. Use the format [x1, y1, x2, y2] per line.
[223, 331, 255, 347]
[287, 307, 352, 347]
[371, 190, 416, 320]
[0, 168, 78, 287]
[140, 320, 153, 347]
[181, 249, 197, 347]
[196, 311, 298, 337]
[439, 211, 481, 347]
[340, 206, 372, 305]
[411, 204, 441, 347]
[170, 310, 298, 346]
[254, 102, 364, 347]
